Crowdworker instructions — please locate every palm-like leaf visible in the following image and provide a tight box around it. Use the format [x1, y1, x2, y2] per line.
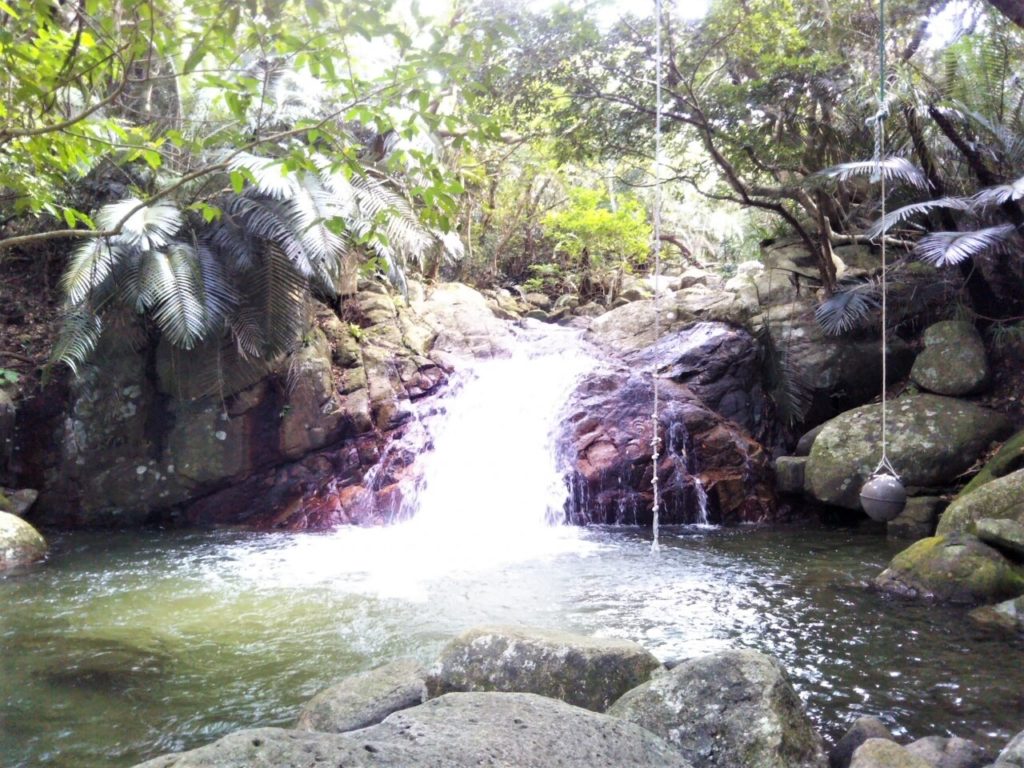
[969, 175, 1024, 207]
[814, 282, 880, 336]
[867, 197, 971, 238]
[61, 238, 119, 304]
[816, 157, 930, 190]
[226, 152, 298, 199]
[140, 245, 208, 349]
[243, 242, 309, 359]
[50, 308, 103, 375]
[97, 198, 183, 249]
[914, 224, 1017, 266]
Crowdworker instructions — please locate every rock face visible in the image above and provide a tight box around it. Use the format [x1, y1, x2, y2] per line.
[938, 468, 1024, 537]
[910, 321, 989, 396]
[849, 738, 931, 768]
[295, 658, 427, 733]
[973, 517, 1024, 559]
[874, 533, 1024, 604]
[427, 626, 660, 712]
[805, 395, 1012, 510]
[0, 510, 46, 571]
[133, 693, 693, 768]
[607, 648, 826, 768]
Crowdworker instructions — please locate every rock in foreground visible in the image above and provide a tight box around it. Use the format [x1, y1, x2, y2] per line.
[427, 625, 660, 712]
[608, 648, 826, 768]
[133, 692, 693, 768]
[295, 658, 427, 733]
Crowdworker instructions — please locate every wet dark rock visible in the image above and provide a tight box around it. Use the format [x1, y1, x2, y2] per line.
[829, 716, 894, 768]
[133, 693, 693, 768]
[608, 648, 826, 768]
[427, 625, 660, 713]
[775, 456, 807, 495]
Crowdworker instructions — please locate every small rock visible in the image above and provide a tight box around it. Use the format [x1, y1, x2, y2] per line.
[850, 738, 931, 768]
[0, 511, 47, 571]
[427, 625, 660, 712]
[776, 456, 807, 495]
[608, 648, 826, 768]
[830, 716, 895, 768]
[910, 321, 989, 397]
[888, 497, 945, 541]
[905, 735, 990, 768]
[969, 595, 1024, 634]
[523, 292, 552, 310]
[295, 658, 427, 733]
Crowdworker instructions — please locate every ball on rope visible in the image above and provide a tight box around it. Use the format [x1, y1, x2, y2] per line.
[859, 473, 907, 522]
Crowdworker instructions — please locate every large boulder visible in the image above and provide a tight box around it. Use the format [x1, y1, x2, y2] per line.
[295, 659, 427, 733]
[0, 510, 46, 571]
[994, 728, 1024, 767]
[412, 282, 515, 361]
[938, 469, 1024, 537]
[806, 395, 1012, 510]
[873, 533, 1024, 604]
[607, 648, 826, 768]
[849, 739, 931, 768]
[133, 692, 693, 768]
[959, 427, 1024, 496]
[427, 626, 660, 712]
[910, 321, 989, 396]
[973, 518, 1024, 560]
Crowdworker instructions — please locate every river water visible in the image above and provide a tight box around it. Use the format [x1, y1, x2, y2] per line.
[2, 323, 1022, 766]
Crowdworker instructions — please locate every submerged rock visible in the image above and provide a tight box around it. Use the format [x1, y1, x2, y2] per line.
[295, 658, 427, 733]
[607, 648, 826, 768]
[0, 510, 46, 571]
[910, 321, 989, 397]
[133, 692, 693, 768]
[874, 533, 1024, 604]
[427, 625, 660, 712]
[805, 395, 1012, 510]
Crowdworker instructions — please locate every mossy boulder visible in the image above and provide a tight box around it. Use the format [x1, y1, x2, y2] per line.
[938, 468, 1024, 536]
[805, 395, 1012, 510]
[910, 320, 989, 396]
[874, 533, 1024, 604]
[608, 648, 826, 768]
[0, 511, 47, 571]
[972, 517, 1024, 560]
[427, 625, 660, 713]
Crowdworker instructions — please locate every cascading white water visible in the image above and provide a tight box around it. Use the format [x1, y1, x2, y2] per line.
[248, 320, 607, 599]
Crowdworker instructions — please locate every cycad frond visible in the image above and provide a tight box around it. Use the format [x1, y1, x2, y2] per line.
[226, 195, 313, 275]
[969, 175, 1024, 207]
[97, 198, 183, 249]
[754, 323, 812, 427]
[814, 281, 880, 336]
[61, 238, 119, 304]
[914, 224, 1017, 266]
[194, 236, 238, 330]
[867, 197, 970, 238]
[140, 245, 208, 349]
[227, 152, 298, 199]
[50, 307, 103, 375]
[817, 157, 930, 190]
[286, 173, 350, 269]
[243, 243, 309, 359]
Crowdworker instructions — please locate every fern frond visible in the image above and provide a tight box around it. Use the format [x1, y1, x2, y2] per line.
[814, 281, 880, 336]
[97, 198, 183, 249]
[867, 197, 971, 238]
[226, 195, 313, 275]
[287, 172, 350, 267]
[817, 157, 930, 190]
[140, 245, 208, 349]
[227, 152, 298, 199]
[243, 242, 309, 358]
[914, 224, 1017, 266]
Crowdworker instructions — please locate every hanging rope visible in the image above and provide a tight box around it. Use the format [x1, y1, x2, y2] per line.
[869, 0, 898, 479]
[650, 0, 664, 554]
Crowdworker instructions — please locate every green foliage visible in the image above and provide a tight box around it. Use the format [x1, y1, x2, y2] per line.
[542, 187, 650, 268]
[0, 367, 18, 387]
